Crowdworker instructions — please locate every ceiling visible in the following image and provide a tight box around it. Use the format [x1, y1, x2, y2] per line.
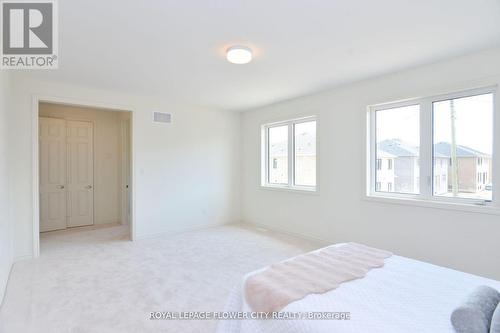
[22, 0, 500, 111]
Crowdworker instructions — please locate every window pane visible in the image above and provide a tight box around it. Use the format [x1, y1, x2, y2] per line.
[433, 93, 493, 201]
[268, 125, 288, 184]
[376, 105, 420, 194]
[294, 121, 316, 186]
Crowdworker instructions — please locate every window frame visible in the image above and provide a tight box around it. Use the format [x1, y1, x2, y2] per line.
[367, 86, 498, 209]
[262, 116, 318, 192]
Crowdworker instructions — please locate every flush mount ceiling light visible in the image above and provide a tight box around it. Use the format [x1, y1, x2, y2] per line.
[226, 46, 253, 64]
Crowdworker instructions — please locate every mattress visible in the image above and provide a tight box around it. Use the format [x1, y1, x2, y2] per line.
[217, 253, 500, 333]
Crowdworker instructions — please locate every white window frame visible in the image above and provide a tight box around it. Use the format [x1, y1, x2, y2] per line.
[367, 86, 499, 211]
[261, 116, 318, 192]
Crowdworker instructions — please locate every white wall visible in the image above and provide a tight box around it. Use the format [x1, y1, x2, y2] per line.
[0, 71, 13, 304]
[39, 103, 127, 225]
[241, 47, 500, 279]
[9, 77, 241, 259]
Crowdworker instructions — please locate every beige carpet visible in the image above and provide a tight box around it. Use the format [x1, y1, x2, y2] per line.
[0, 224, 319, 333]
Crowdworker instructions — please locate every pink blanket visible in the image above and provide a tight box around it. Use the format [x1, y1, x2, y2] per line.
[244, 243, 392, 312]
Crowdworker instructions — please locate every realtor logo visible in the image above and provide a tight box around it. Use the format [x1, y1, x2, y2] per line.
[1, 0, 58, 69]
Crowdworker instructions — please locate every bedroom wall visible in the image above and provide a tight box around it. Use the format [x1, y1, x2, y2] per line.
[241, 46, 500, 280]
[39, 103, 128, 225]
[9, 77, 241, 259]
[0, 71, 13, 304]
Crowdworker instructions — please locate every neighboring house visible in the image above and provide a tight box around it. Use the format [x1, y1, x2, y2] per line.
[294, 131, 316, 186]
[377, 139, 491, 195]
[433, 152, 449, 195]
[269, 140, 288, 184]
[433, 142, 492, 193]
[269, 132, 316, 185]
[375, 149, 395, 192]
[377, 139, 423, 194]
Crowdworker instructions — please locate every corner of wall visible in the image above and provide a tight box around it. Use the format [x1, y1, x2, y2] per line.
[0, 70, 14, 306]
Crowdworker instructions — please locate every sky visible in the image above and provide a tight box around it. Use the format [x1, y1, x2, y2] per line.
[376, 93, 493, 155]
[268, 121, 316, 148]
[269, 125, 288, 149]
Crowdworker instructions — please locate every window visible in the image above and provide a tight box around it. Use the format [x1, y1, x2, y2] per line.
[369, 87, 496, 205]
[374, 104, 420, 194]
[294, 121, 317, 186]
[433, 93, 493, 201]
[262, 117, 317, 190]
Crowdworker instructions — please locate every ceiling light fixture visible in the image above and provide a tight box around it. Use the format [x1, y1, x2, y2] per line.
[226, 45, 252, 64]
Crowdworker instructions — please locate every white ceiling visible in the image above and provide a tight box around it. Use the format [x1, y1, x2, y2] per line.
[23, 0, 500, 111]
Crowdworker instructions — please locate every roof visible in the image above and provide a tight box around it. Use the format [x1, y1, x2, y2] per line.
[270, 132, 315, 157]
[433, 142, 490, 158]
[377, 139, 419, 157]
[377, 139, 490, 158]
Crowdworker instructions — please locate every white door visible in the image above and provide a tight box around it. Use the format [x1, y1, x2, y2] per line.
[66, 120, 94, 227]
[39, 118, 67, 232]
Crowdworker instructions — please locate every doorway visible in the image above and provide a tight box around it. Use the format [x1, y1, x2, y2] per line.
[37, 102, 132, 244]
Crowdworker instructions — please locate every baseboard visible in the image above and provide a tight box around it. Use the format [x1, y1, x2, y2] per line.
[94, 220, 122, 226]
[239, 220, 330, 246]
[0, 260, 13, 307]
[134, 221, 230, 241]
[2, 253, 32, 305]
[14, 254, 33, 262]
[40, 222, 121, 235]
[88, 221, 122, 228]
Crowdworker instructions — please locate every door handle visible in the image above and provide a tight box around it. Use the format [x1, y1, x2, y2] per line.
[85, 185, 93, 189]
[56, 185, 65, 189]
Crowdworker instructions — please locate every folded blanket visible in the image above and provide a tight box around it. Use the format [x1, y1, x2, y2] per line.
[491, 303, 500, 333]
[244, 242, 392, 312]
[450, 285, 500, 333]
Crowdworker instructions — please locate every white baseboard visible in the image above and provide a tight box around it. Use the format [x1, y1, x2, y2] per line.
[94, 220, 121, 225]
[40, 222, 121, 236]
[14, 254, 33, 262]
[134, 221, 230, 241]
[240, 220, 330, 245]
[0, 260, 13, 307]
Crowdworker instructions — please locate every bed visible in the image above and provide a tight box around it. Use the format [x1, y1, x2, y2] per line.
[217, 246, 500, 333]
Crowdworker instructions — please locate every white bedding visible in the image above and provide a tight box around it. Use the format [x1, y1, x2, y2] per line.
[217, 254, 500, 333]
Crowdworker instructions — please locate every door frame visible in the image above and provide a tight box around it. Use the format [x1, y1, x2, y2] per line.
[120, 118, 131, 225]
[32, 95, 135, 258]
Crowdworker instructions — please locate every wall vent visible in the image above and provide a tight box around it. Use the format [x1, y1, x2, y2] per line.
[152, 112, 172, 124]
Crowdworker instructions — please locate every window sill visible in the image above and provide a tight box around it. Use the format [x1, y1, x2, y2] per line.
[260, 184, 319, 195]
[364, 194, 500, 215]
